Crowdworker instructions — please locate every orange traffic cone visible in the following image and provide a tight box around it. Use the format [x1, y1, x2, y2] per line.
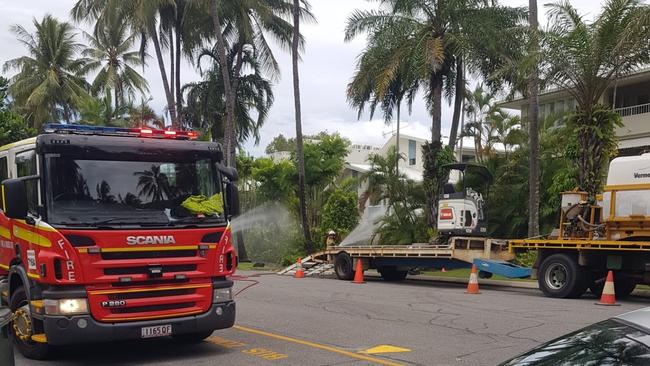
[596, 271, 620, 306]
[294, 257, 305, 279]
[441, 267, 447, 273]
[352, 259, 365, 284]
[465, 264, 480, 294]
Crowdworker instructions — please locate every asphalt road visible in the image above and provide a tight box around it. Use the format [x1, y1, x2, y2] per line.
[14, 271, 650, 366]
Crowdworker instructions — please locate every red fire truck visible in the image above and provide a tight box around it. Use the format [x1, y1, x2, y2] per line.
[0, 124, 239, 359]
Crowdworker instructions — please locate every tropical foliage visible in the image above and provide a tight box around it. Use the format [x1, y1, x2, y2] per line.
[345, 0, 527, 229]
[4, 15, 88, 128]
[543, 0, 650, 197]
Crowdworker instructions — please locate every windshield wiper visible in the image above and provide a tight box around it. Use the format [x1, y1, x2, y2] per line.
[167, 215, 222, 226]
[63, 216, 169, 227]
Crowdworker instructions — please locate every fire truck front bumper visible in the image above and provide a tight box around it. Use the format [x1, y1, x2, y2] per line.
[42, 301, 235, 346]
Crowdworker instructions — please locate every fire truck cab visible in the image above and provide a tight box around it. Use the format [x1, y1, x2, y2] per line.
[0, 124, 239, 359]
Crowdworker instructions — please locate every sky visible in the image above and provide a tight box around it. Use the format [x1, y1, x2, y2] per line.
[0, 0, 604, 156]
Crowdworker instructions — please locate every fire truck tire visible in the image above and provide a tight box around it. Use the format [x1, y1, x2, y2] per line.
[334, 253, 354, 280]
[378, 266, 408, 281]
[10, 287, 51, 360]
[538, 254, 588, 298]
[172, 331, 214, 343]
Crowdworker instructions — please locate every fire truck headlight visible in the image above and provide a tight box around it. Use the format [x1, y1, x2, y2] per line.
[213, 287, 232, 303]
[43, 298, 89, 315]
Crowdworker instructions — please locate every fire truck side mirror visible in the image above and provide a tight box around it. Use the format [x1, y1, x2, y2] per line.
[226, 183, 241, 218]
[1, 179, 28, 220]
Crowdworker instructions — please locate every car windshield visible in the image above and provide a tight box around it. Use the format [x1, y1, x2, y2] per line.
[500, 319, 650, 366]
[46, 157, 224, 227]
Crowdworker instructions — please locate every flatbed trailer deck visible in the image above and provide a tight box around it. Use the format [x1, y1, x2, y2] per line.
[311, 237, 515, 281]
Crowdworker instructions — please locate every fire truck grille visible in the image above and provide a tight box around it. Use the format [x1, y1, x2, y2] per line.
[101, 250, 197, 260]
[110, 278, 189, 287]
[110, 302, 195, 314]
[103, 264, 197, 276]
[108, 289, 194, 300]
[88, 283, 213, 322]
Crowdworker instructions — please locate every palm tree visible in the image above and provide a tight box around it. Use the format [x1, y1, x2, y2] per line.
[129, 97, 166, 129]
[463, 84, 498, 163]
[78, 94, 129, 126]
[490, 111, 524, 160]
[182, 43, 274, 146]
[72, 0, 178, 127]
[207, 0, 299, 167]
[81, 7, 149, 111]
[544, 0, 650, 198]
[527, 0, 540, 237]
[347, 22, 420, 173]
[292, 0, 313, 252]
[345, 0, 526, 228]
[4, 15, 88, 128]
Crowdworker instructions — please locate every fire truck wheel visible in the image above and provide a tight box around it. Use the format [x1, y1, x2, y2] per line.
[334, 253, 354, 281]
[538, 254, 588, 298]
[172, 331, 214, 343]
[10, 287, 51, 360]
[378, 266, 408, 281]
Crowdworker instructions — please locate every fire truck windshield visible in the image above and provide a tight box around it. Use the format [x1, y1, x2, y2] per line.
[45, 157, 224, 227]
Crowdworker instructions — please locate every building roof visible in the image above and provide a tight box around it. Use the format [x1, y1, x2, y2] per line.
[346, 163, 423, 182]
[498, 66, 650, 109]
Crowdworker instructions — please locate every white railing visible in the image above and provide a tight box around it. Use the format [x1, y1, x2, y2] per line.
[615, 103, 650, 117]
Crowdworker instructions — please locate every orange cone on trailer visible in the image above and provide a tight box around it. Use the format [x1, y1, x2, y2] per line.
[465, 264, 480, 294]
[596, 271, 620, 306]
[294, 257, 305, 279]
[352, 259, 365, 284]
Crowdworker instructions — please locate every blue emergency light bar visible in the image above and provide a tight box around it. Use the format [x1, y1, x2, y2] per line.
[42, 124, 199, 140]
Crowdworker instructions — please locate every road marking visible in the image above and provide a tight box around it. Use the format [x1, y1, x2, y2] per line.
[207, 335, 247, 349]
[234, 325, 404, 366]
[361, 345, 411, 354]
[207, 335, 288, 361]
[242, 347, 288, 360]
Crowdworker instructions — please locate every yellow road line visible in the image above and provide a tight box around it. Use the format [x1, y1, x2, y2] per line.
[233, 325, 404, 366]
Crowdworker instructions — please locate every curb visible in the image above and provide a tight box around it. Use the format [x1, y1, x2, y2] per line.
[406, 274, 539, 289]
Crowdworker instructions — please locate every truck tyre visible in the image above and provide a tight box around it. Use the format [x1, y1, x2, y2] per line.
[172, 331, 214, 343]
[334, 253, 355, 280]
[378, 266, 408, 282]
[538, 254, 587, 298]
[10, 287, 50, 360]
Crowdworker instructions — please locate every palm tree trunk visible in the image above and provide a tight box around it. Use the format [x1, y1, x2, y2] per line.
[149, 27, 178, 128]
[228, 44, 245, 167]
[175, 28, 182, 128]
[396, 99, 401, 177]
[449, 58, 464, 149]
[431, 73, 443, 143]
[293, 0, 313, 253]
[169, 27, 175, 116]
[210, 0, 235, 167]
[527, 0, 540, 237]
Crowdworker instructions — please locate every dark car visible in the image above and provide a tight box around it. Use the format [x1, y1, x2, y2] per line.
[500, 307, 650, 365]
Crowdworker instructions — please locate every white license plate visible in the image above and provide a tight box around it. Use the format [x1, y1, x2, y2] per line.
[141, 324, 172, 338]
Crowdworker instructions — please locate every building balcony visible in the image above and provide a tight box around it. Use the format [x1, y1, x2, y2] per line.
[615, 103, 650, 118]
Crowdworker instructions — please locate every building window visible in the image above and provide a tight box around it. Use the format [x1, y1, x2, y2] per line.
[408, 140, 416, 166]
